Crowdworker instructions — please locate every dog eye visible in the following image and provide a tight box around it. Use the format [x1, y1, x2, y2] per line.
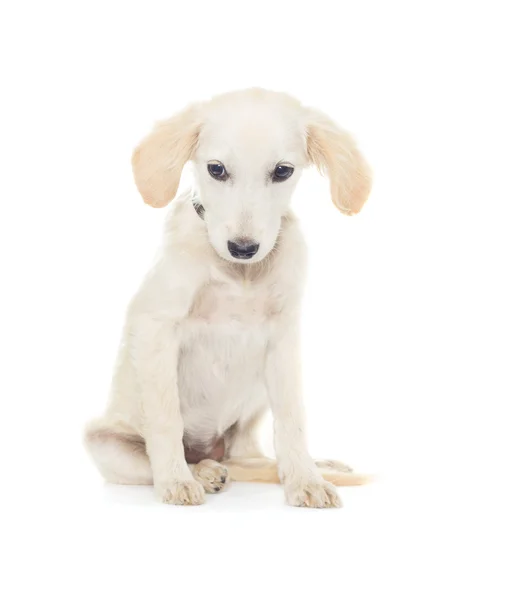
[207, 161, 228, 181]
[272, 164, 294, 182]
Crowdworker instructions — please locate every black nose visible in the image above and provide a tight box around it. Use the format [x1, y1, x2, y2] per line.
[227, 239, 260, 259]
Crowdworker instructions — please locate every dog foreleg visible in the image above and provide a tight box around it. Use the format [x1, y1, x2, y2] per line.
[266, 321, 342, 508]
[132, 314, 205, 505]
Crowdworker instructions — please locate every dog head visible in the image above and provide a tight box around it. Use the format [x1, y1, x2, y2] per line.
[132, 88, 372, 263]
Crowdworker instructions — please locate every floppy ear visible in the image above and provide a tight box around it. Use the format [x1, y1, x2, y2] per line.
[306, 109, 372, 215]
[131, 104, 202, 207]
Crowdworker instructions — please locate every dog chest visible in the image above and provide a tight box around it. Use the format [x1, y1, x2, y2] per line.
[188, 272, 282, 327]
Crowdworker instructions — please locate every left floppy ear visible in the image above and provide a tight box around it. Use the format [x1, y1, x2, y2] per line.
[131, 103, 202, 208]
[306, 109, 372, 215]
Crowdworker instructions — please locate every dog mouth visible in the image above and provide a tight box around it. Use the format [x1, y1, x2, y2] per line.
[221, 252, 265, 265]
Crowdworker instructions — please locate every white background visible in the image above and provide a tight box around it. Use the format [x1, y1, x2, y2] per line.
[1, 1, 507, 598]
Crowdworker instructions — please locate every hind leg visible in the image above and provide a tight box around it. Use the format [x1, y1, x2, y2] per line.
[85, 420, 229, 495]
[223, 409, 349, 467]
[223, 409, 283, 479]
[84, 419, 154, 485]
[223, 411, 356, 486]
[189, 460, 229, 493]
[225, 408, 269, 460]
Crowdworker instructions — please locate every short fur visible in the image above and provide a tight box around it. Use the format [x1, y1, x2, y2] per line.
[85, 88, 372, 507]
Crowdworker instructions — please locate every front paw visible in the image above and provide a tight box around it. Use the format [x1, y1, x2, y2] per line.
[156, 479, 205, 506]
[284, 477, 342, 508]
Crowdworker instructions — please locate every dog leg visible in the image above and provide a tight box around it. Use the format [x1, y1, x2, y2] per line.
[223, 410, 365, 487]
[225, 409, 268, 459]
[189, 460, 229, 493]
[84, 419, 153, 485]
[133, 315, 205, 505]
[85, 422, 232, 493]
[266, 324, 344, 508]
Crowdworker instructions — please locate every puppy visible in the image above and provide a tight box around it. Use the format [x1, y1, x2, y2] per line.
[85, 88, 372, 508]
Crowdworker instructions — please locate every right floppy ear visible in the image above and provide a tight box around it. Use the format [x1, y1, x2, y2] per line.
[131, 104, 202, 207]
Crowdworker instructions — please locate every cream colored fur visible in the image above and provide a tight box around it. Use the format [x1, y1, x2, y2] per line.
[85, 88, 372, 508]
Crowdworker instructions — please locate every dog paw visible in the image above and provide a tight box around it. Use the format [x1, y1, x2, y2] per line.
[156, 479, 206, 506]
[285, 478, 342, 508]
[315, 459, 353, 473]
[191, 459, 229, 494]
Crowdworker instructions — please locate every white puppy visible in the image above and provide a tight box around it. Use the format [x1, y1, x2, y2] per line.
[85, 88, 372, 508]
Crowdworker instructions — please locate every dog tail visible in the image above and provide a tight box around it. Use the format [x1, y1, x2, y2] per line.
[223, 458, 371, 486]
